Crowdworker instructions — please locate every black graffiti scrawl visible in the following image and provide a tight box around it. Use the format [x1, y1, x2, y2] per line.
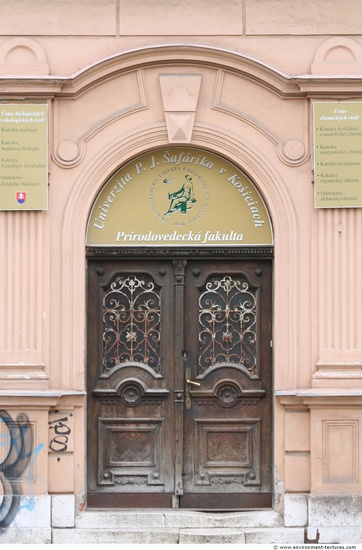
[0, 410, 34, 528]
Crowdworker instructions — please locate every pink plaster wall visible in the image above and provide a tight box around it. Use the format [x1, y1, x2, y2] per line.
[0, 0, 362, 504]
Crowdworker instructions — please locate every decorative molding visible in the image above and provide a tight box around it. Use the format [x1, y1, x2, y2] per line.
[2, 44, 362, 97]
[276, 389, 362, 407]
[313, 208, 362, 387]
[57, 140, 80, 163]
[322, 420, 359, 484]
[0, 364, 48, 390]
[52, 69, 149, 168]
[0, 211, 49, 389]
[63, 123, 294, 389]
[52, 45, 301, 97]
[86, 246, 274, 259]
[159, 74, 202, 143]
[314, 362, 362, 382]
[312, 37, 362, 75]
[212, 70, 309, 167]
[93, 385, 169, 405]
[0, 38, 49, 76]
[190, 380, 264, 407]
[0, 390, 85, 408]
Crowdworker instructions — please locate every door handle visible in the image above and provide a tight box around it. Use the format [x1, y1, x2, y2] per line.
[185, 367, 200, 409]
[186, 379, 201, 386]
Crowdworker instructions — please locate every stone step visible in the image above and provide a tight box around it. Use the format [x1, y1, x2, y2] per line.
[51, 510, 306, 545]
[53, 526, 305, 545]
[75, 509, 283, 530]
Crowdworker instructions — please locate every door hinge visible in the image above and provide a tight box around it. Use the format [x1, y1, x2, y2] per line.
[270, 340, 273, 348]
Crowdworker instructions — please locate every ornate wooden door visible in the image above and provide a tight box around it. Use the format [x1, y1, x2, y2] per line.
[180, 259, 272, 509]
[87, 255, 272, 509]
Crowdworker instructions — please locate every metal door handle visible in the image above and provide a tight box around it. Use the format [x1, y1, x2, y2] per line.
[186, 379, 201, 386]
[185, 367, 200, 409]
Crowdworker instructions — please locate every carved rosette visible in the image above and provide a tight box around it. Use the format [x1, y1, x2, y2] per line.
[216, 383, 239, 407]
[118, 381, 143, 407]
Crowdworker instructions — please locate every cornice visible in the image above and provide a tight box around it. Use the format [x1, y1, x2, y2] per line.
[276, 388, 362, 408]
[1, 43, 362, 99]
[58, 43, 297, 98]
[294, 75, 362, 96]
[0, 389, 86, 407]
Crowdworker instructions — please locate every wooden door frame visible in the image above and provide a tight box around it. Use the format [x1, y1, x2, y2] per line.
[86, 245, 274, 509]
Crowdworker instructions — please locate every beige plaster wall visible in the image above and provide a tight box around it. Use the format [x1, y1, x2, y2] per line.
[0, 0, 362, 506]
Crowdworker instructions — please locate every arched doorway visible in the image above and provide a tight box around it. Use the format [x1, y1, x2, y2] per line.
[85, 147, 273, 509]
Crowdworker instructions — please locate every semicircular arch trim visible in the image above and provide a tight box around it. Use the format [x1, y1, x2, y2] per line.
[58, 125, 298, 391]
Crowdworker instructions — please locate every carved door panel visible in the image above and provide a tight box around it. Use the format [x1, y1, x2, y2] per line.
[87, 257, 272, 509]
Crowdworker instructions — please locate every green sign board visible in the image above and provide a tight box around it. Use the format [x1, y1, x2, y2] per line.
[314, 102, 362, 208]
[0, 104, 48, 210]
[87, 147, 273, 247]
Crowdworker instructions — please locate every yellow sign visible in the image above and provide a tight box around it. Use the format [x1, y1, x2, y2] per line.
[0, 104, 48, 210]
[314, 102, 362, 208]
[86, 147, 273, 246]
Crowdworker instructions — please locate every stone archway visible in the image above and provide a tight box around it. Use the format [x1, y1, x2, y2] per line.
[53, 46, 301, 507]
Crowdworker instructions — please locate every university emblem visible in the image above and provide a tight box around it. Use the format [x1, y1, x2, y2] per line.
[164, 175, 196, 216]
[149, 167, 209, 227]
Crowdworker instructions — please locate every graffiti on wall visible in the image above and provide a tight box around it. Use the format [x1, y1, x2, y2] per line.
[49, 413, 72, 453]
[0, 410, 43, 529]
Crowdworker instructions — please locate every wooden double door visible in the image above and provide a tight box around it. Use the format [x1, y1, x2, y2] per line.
[87, 255, 272, 509]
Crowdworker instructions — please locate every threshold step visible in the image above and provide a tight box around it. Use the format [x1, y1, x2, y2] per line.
[75, 509, 283, 530]
[53, 527, 304, 545]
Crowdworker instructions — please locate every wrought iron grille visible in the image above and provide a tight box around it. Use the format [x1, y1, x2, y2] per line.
[102, 274, 161, 372]
[198, 275, 257, 374]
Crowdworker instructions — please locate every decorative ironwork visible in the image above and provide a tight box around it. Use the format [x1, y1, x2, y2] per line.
[102, 274, 161, 372]
[198, 275, 257, 374]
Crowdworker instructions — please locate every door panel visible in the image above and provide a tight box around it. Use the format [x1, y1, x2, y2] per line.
[180, 260, 272, 508]
[87, 256, 272, 509]
[87, 260, 175, 507]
